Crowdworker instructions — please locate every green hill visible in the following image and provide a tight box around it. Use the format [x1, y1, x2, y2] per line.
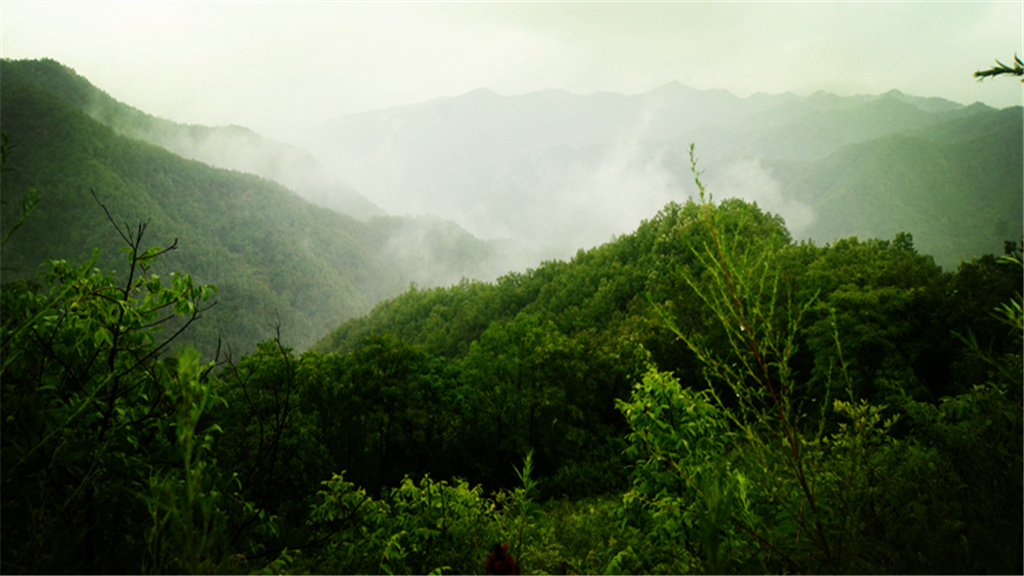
[5, 57, 383, 220]
[0, 58, 501, 355]
[766, 105, 1023, 268]
[311, 194, 1020, 500]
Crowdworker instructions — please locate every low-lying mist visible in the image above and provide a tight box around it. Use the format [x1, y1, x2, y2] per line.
[294, 83, 1014, 271]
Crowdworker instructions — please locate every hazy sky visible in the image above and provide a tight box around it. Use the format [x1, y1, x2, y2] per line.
[2, 1, 1021, 141]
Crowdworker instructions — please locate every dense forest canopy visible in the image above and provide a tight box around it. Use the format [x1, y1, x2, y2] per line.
[1, 58, 1021, 575]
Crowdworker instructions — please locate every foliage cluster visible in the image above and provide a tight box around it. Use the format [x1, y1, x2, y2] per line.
[612, 155, 1022, 573]
[0, 217, 231, 573]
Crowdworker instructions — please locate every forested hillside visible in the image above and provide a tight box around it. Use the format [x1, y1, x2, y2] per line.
[4, 169, 1020, 572]
[5, 58, 383, 219]
[766, 104, 1023, 267]
[0, 59, 505, 355]
[1, 58, 1021, 575]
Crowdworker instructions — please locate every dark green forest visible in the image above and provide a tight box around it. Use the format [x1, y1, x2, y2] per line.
[2, 59, 1022, 575]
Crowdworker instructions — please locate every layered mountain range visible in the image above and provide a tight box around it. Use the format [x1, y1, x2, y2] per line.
[1, 57, 1020, 355]
[301, 83, 1021, 267]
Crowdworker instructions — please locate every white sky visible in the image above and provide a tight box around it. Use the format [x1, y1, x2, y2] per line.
[2, 1, 1021, 141]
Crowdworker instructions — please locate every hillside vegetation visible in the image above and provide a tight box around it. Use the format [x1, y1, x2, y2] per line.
[1, 59, 1021, 575]
[5, 166, 1020, 572]
[0, 58, 505, 355]
[5, 58, 383, 219]
[767, 104, 1023, 267]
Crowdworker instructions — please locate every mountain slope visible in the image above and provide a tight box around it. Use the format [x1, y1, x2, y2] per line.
[4, 58, 383, 220]
[0, 59, 502, 355]
[766, 106, 1023, 268]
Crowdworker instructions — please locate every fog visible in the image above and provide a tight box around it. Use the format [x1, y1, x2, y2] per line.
[296, 84, 888, 264]
[2, 2, 1018, 138]
[2, 1, 1020, 274]
[709, 159, 816, 237]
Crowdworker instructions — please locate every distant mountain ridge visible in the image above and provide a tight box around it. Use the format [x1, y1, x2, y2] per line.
[4, 56, 1017, 364]
[300, 82, 1019, 268]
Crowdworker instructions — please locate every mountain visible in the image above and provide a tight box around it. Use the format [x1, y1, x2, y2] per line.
[3, 61, 1022, 576]
[765, 105, 1023, 267]
[4, 57, 1017, 359]
[299, 84, 1020, 268]
[0, 58, 506, 355]
[4, 58, 382, 220]
[124, 123, 385, 221]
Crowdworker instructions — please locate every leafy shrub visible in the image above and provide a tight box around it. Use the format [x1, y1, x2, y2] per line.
[0, 221, 228, 573]
[613, 150, 1023, 574]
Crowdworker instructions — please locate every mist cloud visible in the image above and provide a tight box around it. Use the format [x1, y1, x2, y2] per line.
[550, 129, 682, 255]
[708, 158, 816, 236]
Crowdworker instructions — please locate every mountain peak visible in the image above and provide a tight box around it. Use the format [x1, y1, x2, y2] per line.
[458, 87, 500, 101]
[650, 80, 696, 93]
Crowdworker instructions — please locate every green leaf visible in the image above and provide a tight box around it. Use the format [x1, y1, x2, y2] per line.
[93, 326, 113, 348]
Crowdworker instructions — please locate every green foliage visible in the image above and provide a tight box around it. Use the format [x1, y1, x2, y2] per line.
[142, 347, 229, 574]
[304, 471, 501, 575]
[304, 171, 1020, 572]
[0, 222, 224, 573]
[616, 370, 728, 573]
[974, 53, 1024, 81]
[791, 233, 947, 404]
[302, 450, 639, 575]
[4, 59, 1021, 572]
[4, 186, 1020, 574]
[303, 472, 392, 574]
[611, 152, 1023, 574]
[384, 475, 499, 574]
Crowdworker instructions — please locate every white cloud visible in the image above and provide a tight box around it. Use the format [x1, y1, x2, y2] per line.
[710, 158, 815, 236]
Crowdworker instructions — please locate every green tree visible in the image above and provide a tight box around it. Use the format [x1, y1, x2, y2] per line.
[459, 313, 584, 486]
[1, 217, 220, 573]
[616, 147, 1023, 574]
[344, 334, 449, 493]
[212, 333, 328, 556]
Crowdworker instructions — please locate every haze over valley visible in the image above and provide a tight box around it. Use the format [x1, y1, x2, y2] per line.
[3, 3, 1018, 298]
[299, 83, 1020, 267]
